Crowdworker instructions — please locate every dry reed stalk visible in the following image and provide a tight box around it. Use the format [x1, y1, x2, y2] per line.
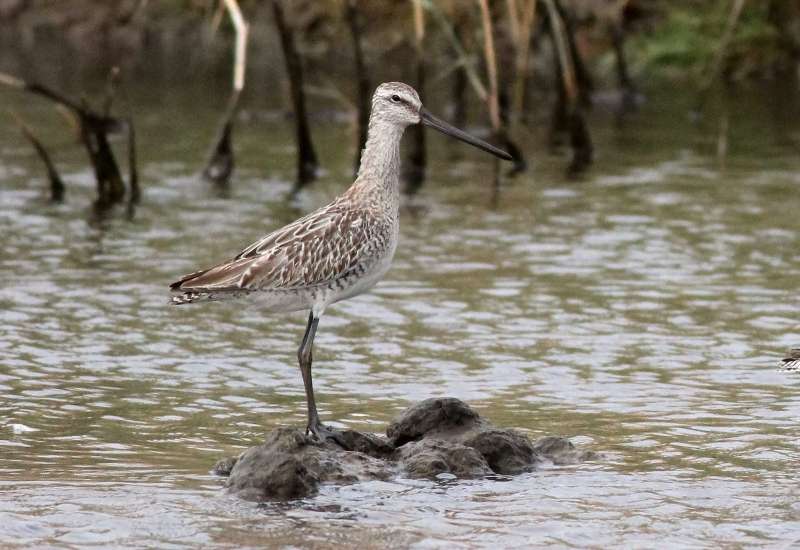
[405, 0, 428, 193]
[344, 0, 370, 170]
[272, 0, 318, 188]
[542, 0, 576, 105]
[511, 0, 537, 121]
[424, 0, 488, 102]
[477, 0, 501, 133]
[203, 0, 249, 185]
[698, 0, 747, 106]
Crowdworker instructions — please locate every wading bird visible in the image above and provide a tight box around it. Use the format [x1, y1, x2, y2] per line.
[170, 82, 511, 446]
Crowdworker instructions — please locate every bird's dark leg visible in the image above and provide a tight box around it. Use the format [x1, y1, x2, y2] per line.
[297, 311, 349, 448]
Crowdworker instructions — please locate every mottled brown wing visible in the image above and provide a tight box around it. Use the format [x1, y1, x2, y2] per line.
[171, 203, 377, 293]
[237, 206, 377, 290]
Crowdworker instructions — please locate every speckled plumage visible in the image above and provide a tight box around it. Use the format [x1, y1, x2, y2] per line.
[170, 83, 418, 313]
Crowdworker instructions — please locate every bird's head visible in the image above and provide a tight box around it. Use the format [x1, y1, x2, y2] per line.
[372, 82, 423, 127]
[371, 81, 512, 161]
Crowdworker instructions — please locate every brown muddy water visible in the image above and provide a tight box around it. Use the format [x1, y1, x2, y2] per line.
[1, 81, 799, 548]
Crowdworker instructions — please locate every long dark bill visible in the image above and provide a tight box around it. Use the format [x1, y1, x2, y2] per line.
[420, 107, 513, 161]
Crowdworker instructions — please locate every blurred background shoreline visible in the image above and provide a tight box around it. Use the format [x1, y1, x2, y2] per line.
[3, 1, 800, 100]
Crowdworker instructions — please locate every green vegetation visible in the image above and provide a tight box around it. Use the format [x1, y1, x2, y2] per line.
[631, 0, 797, 80]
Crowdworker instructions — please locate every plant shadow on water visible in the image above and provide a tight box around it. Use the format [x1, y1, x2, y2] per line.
[1, 79, 800, 548]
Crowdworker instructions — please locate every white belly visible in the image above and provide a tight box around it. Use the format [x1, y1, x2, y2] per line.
[249, 240, 397, 316]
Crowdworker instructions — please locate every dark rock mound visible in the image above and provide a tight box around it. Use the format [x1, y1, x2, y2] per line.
[386, 397, 483, 446]
[461, 428, 536, 475]
[395, 439, 493, 478]
[214, 398, 599, 501]
[224, 427, 393, 501]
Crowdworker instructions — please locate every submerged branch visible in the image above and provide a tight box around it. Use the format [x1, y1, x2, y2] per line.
[344, 0, 370, 172]
[272, 0, 318, 188]
[10, 111, 66, 202]
[1, 69, 130, 206]
[204, 93, 237, 184]
[405, 0, 428, 194]
[543, 0, 576, 104]
[544, 0, 592, 175]
[479, 0, 526, 177]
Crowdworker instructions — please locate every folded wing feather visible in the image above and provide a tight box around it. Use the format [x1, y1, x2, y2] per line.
[170, 202, 379, 294]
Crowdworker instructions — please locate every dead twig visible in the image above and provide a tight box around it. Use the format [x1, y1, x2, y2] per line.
[543, 0, 592, 175]
[477, 0, 501, 133]
[404, 0, 428, 193]
[478, 0, 526, 177]
[344, 0, 370, 173]
[10, 111, 66, 202]
[697, 0, 747, 110]
[423, 0, 487, 102]
[203, 0, 249, 185]
[272, 0, 318, 189]
[1, 69, 129, 207]
[511, 0, 537, 123]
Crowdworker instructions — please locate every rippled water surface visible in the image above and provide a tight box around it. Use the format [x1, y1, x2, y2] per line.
[1, 82, 799, 548]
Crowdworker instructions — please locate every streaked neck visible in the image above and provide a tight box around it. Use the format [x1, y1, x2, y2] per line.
[356, 118, 404, 185]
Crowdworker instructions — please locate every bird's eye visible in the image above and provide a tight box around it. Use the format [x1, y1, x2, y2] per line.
[390, 94, 401, 103]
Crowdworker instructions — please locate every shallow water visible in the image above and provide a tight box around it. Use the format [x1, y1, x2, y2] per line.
[1, 81, 799, 548]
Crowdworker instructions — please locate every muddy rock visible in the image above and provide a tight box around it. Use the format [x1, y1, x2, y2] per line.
[225, 427, 393, 501]
[461, 428, 537, 475]
[215, 398, 598, 501]
[532, 435, 601, 465]
[386, 397, 483, 446]
[395, 438, 493, 478]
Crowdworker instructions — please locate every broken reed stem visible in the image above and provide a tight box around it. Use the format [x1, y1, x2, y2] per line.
[103, 67, 121, 117]
[405, 0, 428, 193]
[117, 78, 140, 208]
[222, 0, 248, 92]
[203, 91, 238, 183]
[127, 115, 140, 207]
[717, 107, 729, 171]
[451, 18, 469, 129]
[698, 0, 747, 103]
[0, 70, 106, 122]
[0, 71, 24, 89]
[344, 0, 370, 169]
[477, 0, 504, 186]
[542, 0, 577, 105]
[413, 0, 425, 43]
[10, 111, 65, 202]
[271, 0, 318, 187]
[477, 0, 501, 133]
[203, 0, 248, 185]
[543, 0, 591, 174]
[2, 69, 136, 209]
[511, 0, 537, 122]
[506, 0, 521, 46]
[209, 0, 225, 40]
[423, 0, 488, 102]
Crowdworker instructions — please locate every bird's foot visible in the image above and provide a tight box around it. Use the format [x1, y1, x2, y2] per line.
[307, 421, 351, 450]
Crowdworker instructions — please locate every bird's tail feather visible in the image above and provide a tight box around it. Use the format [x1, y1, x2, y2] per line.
[169, 289, 250, 305]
